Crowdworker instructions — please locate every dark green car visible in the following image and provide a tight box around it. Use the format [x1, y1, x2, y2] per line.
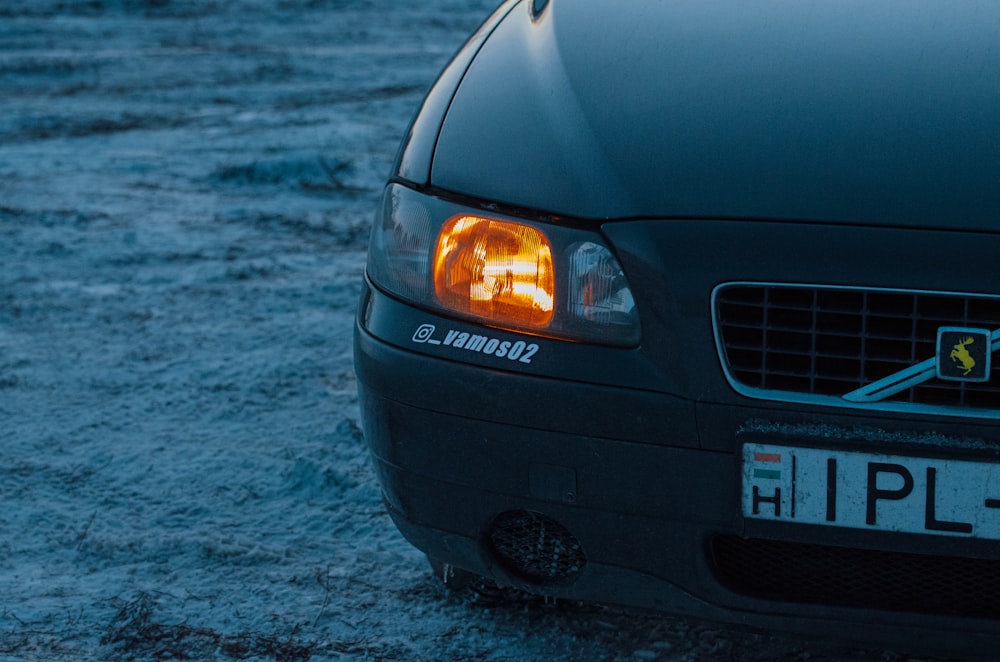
[355, 0, 1000, 655]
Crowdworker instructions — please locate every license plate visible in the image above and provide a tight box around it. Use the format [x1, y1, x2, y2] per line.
[742, 443, 1000, 539]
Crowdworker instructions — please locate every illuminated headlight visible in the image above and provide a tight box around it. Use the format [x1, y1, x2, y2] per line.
[367, 184, 640, 346]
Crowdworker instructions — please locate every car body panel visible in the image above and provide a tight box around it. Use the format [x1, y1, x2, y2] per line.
[430, 0, 1000, 227]
[393, 0, 520, 185]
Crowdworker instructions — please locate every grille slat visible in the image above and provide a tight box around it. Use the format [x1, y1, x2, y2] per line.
[715, 284, 1000, 410]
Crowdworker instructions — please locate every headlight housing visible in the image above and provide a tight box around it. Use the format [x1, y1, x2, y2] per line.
[367, 184, 640, 346]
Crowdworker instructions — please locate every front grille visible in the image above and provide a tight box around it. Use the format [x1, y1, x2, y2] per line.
[710, 535, 1000, 619]
[714, 284, 1000, 410]
[488, 510, 586, 584]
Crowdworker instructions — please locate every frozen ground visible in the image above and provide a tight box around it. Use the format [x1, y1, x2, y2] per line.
[0, 1, 951, 660]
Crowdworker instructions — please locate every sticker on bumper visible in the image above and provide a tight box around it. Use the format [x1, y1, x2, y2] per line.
[411, 323, 539, 364]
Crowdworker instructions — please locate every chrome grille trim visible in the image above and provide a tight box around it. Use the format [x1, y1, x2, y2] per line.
[711, 282, 1000, 420]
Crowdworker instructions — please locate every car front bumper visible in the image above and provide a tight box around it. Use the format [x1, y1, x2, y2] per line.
[356, 277, 1000, 657]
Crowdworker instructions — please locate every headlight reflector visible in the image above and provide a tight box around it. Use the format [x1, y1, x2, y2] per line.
[434, 215, 554, 328]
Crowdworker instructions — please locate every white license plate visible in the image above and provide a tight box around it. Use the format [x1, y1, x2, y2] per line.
[742, 443, 1000, 539]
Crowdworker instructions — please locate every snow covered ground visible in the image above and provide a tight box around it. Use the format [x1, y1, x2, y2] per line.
[0, 2, 943, 660]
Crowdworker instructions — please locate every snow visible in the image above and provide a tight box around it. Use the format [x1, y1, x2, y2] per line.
[0, 1, 935, 660]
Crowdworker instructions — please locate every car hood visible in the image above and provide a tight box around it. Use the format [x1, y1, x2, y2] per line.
[430, 0, 1000, 229]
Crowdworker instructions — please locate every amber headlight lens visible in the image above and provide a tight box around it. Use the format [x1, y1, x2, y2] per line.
[434, 215, 554, 328]
[367, 184, 640, 346]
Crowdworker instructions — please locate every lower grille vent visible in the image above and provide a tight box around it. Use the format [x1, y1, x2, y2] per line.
[488, 510, 586, 584]
[711, 534, 1000, 619]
